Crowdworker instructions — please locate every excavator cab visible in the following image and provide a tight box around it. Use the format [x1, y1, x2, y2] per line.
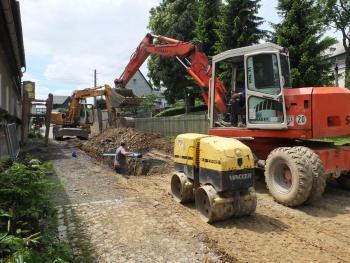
[210, 43, 290, 130]
[78, 103, 94, 126]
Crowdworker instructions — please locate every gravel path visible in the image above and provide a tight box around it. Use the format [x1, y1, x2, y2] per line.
[29, 140, 350, 263]
[43, 141, 225, 262]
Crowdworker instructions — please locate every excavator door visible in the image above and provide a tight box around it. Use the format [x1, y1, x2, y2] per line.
[244, 52, 288, 129]
[79, 103, 94, 125]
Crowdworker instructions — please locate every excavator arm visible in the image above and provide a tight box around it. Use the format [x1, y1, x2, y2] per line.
[114, 34, 227, 113]
[52, 85, 117, 126]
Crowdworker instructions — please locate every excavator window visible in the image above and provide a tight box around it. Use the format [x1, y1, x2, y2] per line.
[247, 53, 281, 95]
[280, 55, 292, 88]
[246, 53, 286, 125]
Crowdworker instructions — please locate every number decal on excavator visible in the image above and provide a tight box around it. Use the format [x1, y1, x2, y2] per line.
[296, 114, 307, 125]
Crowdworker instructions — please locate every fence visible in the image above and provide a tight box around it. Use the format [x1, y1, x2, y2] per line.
[2, 123, 20, 159]
[134, 115, 209, 136]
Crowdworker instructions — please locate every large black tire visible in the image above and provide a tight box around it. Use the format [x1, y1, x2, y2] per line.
[265, 147, 313, 206]
[295, 147, 326, 204]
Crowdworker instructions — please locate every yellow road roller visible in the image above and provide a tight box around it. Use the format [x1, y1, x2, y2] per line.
[171, 133, 257, 223]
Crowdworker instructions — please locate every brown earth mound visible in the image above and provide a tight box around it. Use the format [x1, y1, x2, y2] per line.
[82, 127, 173, 155]
[80, 128, 174, 175]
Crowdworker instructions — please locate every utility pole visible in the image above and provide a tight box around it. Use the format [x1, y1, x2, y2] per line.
[94, 69, 97, 107]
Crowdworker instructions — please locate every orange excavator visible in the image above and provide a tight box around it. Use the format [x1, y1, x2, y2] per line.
[116, 33, 350, 208]
[114, 33, 228, 113]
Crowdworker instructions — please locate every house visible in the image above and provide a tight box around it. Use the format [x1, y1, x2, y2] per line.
[125, 70, 168, 109]
[0, 0, 26, 157]
[53, 95, 70, 109]
[125, 70, 153, 97]
[324, 43, 347, 87]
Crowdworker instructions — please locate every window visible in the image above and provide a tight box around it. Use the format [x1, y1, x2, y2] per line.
[247, 53, 281, 95]
[280, 55, 292, 88]
[248, 96, 284, 124]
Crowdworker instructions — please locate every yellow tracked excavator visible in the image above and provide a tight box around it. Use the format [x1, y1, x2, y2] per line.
[51, 84, 141, 140]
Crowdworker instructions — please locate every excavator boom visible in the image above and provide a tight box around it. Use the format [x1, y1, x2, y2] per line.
[114, 33, 227, 113]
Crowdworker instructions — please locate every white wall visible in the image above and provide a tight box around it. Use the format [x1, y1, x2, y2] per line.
[125, 71, 152, 97]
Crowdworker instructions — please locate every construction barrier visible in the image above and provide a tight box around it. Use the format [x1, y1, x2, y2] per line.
[134, 115, 209, 136]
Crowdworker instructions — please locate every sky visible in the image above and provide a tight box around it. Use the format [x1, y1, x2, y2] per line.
[20, 0, 340, 99]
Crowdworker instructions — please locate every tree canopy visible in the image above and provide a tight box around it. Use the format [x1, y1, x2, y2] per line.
[147, 0, 198, 105]
[274, 0, 337, 87]
[215, 0, 265, 53]
[194, 0, 222, 56]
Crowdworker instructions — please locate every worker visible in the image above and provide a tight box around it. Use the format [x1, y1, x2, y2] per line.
[114, 141, 132, 174]
[229, 86, 246, 126]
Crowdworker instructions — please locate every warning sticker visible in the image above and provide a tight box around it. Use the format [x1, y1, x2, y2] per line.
[287, 115, 294, 127]
[249, 108, 256, 120]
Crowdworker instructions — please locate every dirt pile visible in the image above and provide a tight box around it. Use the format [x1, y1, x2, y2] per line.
[82, 127, 173, 155]
[80, 127, 174, 175]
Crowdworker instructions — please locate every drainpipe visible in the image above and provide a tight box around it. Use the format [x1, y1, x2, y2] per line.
[335, 64, 339, 87]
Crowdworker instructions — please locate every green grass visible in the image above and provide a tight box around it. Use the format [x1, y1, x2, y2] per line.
[155, 104, 207, 117]
[311, 137, 350, 145]
[321, 137, 350, 145]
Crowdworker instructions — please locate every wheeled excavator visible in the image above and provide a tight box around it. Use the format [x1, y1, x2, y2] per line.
[118, 33, 350, 222]
[51, 84, 139, 140]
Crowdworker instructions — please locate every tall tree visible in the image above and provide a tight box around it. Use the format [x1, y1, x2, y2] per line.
[275, 0, 337, 87]
[194, 0, 222, 56]
[215, 0, 265, 53]
[319, 0, 350, 87]
[213, 0, 265, 89]
[147, 0, 199, 109]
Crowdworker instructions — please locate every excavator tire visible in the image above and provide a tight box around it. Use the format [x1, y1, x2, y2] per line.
[295, 147, 326, 204]
[265, 147, 313, 207]
[170, 172, 194, 203]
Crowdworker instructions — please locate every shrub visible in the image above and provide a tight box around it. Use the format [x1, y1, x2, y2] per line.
[155, 104, 207, 117]
[0, 159, 73, 262]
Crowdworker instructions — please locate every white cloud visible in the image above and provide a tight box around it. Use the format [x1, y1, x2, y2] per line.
[21, 0, 159, 95]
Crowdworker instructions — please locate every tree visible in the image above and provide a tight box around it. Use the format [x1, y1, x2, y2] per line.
[215, 0, 265, 53]
[139, 94, 159, 115]
[147, 0, 199, 109]
[274, 0, 337, 87]
[195, 0, 222, 56]
[214, 0, 265, 88]
[319, 0, 350, 87]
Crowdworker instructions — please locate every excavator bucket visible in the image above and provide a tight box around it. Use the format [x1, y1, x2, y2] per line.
[109, 88, 143, 108]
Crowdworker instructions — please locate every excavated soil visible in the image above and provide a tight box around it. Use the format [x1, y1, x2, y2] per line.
[81, 127, 173, 156]
[79, 127, 173, 175]
[49, 128, 350, 262]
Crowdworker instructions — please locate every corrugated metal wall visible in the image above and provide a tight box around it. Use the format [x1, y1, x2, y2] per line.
[134, 115, 209, 136]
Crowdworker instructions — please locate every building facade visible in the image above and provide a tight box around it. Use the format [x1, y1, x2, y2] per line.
[324, 43, 346, 88]
[0, 0, 26, 157]
[125, 70, 167, 109]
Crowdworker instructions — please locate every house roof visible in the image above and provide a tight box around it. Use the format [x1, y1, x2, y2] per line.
[53, 95, 69, 105]
[127, 70, 152, 89]
[0, 0, 26, 71]
[324, 42, 346, 58]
